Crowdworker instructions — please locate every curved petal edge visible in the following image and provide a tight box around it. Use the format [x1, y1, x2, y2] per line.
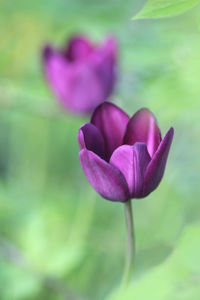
[78, 123, 105, 159]
[79, 149, 130, 202]
[91, 102, 130, 160]
[110, 143, 151, 198]
[123, 108, 162, 157]
[143, 127, 174, 196]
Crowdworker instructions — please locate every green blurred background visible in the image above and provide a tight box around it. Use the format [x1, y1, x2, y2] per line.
[0, 0, 200, 299]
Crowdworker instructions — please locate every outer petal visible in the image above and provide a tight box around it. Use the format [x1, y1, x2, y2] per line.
[91, 102, 130, 160]
[79, 149, 130, 202]
[64, 36, 93, 61]
[102, 37, 117, 61]
[110, 143, 151, 198]
[123, 108, 162, 157]
[143, 127, 174, 197]
[43, 45, 70, 107]
[91, 37, 117, 98]
[78, 123, 105, 159]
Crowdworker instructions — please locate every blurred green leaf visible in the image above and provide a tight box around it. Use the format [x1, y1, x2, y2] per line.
[108, 223, 200, 300]
[0, 259, 40, 300]
[133, 0, 200, 19]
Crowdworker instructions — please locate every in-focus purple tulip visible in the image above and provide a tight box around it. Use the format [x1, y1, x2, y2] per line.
[42, 35, 117, 114]
[78, 102, 174, 202]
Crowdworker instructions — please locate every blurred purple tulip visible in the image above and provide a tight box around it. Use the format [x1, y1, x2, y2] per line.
[42, 35, 117, 114]
[78, 102, 174, 202]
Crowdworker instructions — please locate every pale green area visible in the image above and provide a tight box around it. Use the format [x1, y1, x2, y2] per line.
[133, 0, 200, 19]
[0, 0, 200, 299]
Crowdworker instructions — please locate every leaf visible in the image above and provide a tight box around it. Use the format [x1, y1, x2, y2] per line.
[107, 223, 200, 300]
[133, 0, 200, 20]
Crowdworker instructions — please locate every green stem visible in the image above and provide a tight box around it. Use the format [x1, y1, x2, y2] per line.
[122, 199, 135, 287]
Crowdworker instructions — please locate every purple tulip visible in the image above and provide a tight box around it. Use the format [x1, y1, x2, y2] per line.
[78, 102, 174, 202]
[42, 35, 117, 114]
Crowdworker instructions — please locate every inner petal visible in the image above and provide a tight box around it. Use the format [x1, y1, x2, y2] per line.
[123, 108, 162, 157]
[64, 36, 93, 62]
[110, 143, 151, 198]
[78, 123, 105, 159]
[91, 102, 130, 161]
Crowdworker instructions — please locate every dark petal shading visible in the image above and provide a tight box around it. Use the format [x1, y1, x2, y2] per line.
[143, 127, 174, 197]
[78, 123, 105, 159]
[79, 149, 130, 202]
[43, 45, 53, 60]
[64, 36, 93, 61]
[91, 102, 130, 160]
[123, 108, 162, 157]
[110, 143, 151, 198]
[100, 37, 117, 96]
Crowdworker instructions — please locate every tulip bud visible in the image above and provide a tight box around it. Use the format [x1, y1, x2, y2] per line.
[78, 102, 174, 201]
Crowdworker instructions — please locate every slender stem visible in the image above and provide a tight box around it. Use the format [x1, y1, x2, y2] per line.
[122, 199, 135, 287]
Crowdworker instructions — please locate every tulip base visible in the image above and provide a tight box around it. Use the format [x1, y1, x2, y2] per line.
[122, 199, 135, 287]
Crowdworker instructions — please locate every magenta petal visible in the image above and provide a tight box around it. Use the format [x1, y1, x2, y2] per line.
[64, 36, 93, 61]
[91, 37, 117, 98]
[43, 45, 70, 107]
[78, 123, 105, 159]
[101, 38, 117, 97]
[91, 102, 130, 160]
[102, 37, 117, 61]
[79, 149, 130, 202]
[143, 127, 174, 196]
[66, 63, 105, 113]
[123, 108, 162, 157]
[110, 143, 151, 198]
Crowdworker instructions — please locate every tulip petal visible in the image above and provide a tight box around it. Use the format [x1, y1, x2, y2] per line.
[66, 63, 105, 113]
[91, 37, 117, 98]
[123, 108, 162, 157]
[43, 45, 70, 107]
[64, 36, 93, 61]
[143, 127, 174, 196]
[43, 46, 109, 114]
[79, 149, 130, 202]
[78, 123, 105, 159]
[91, 102, 130, 160]
[110, 143, 151, 198]
[102, 37, 117, 61]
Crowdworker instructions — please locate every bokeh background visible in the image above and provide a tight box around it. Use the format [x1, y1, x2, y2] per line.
[0, 0, 200, 299]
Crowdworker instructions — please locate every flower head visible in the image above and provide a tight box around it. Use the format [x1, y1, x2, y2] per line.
[78, 102, 174, 202]
[42, 35, 117, 114]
